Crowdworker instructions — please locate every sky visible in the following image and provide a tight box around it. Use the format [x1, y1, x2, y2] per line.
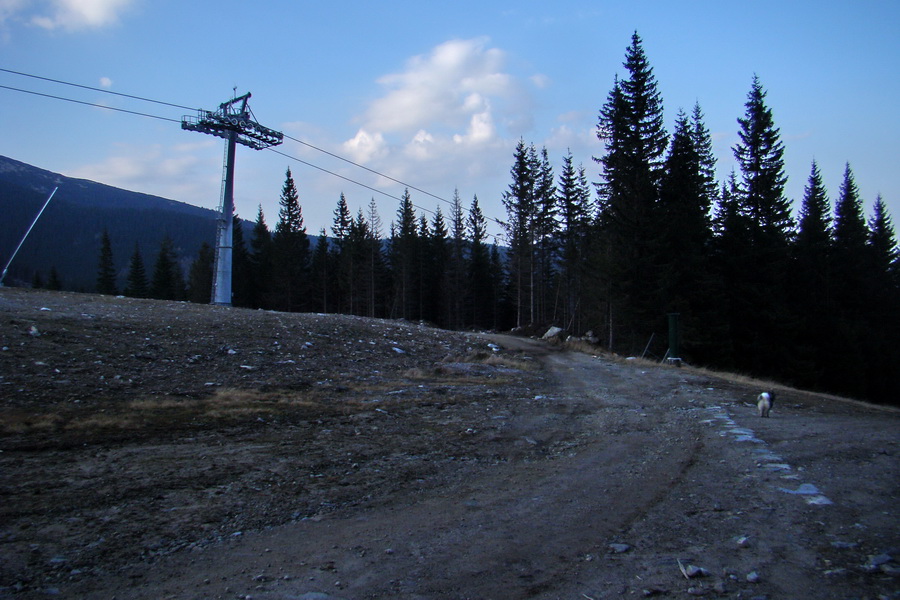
[1, 0, 898, 242]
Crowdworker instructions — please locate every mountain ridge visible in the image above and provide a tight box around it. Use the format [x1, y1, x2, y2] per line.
[0, 154, 237, 291]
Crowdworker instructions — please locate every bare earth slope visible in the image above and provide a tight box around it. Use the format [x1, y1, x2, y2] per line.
[0, 288, 897, 599]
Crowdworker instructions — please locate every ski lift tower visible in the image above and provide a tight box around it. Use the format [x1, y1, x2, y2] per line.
[182, 92, 283, 306]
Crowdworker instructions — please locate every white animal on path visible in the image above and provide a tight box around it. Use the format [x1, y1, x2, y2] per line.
[757, 392, 775, 417]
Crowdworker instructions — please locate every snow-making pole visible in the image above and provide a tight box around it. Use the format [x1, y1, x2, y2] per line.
[0, 186, 58, 287]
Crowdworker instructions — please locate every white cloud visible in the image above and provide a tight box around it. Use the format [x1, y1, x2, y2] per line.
[0, 0, 26, 23]
[339, 37, 535, 204]
[530, 73, 551, 89]
[30, 0, 134, 31]
[67, 142, 221, 207]
[359, 37, 525, 138]
[342, 128, 387, 164]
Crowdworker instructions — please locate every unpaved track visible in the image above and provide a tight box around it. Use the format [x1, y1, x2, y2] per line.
[57, 335, 898, 599]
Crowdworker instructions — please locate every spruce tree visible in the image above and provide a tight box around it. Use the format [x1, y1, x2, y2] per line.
[690, 103, 718, 208]
[594, 32, 668, 351]
[150, 236, 185, 301]
[868, 195, 899, 285]
[424, 208, 448, 325]
[46, 267, 62, 291]
[187, 241, 215, 303]
[556, 151, 592, 332]
[347, 209, 375, 316]
[728, 75, 795, 379]
[833, 164, 868, 256]
[710, 171, 749, 369]
[391, 189, 418, 319]
[309, 229, 331, 313]
[96, 228, 118, 295]
[331, 193, 353, 313]
[467, 195, 493, 329]
[249, 205, 274, 309]
[501, 139, 536, 327]
[446, 189, 467, 329]
[124, 243, 148, 298]
[865, 195, 900, 402]
[231, 216, 252, 308]
[657, 109, 719, 361]
[791, 161, 835, 389]
[366, 198, 387, 318]
[272, 168, 310, 312]
[533, 146, 558, 325]
[733, 76, 792, 239]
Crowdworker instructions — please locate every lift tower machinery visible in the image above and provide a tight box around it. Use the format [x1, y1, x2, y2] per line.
[182, 92, 283, 306]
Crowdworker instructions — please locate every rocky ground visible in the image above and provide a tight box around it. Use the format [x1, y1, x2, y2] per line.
[0, 287, 897, 600]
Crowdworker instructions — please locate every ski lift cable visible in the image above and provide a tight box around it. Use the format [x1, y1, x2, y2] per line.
[0, 69, 511, 234]
[0, 67, 199, 111]
[0, 84, 181, 123]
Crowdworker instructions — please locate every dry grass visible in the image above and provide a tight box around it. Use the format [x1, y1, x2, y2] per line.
[460, 349, 538, 371]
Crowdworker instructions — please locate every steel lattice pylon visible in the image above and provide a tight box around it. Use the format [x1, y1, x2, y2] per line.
[182, 93, 282, 306]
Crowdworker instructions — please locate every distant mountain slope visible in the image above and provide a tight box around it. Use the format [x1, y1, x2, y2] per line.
[0, 155, 238, 291]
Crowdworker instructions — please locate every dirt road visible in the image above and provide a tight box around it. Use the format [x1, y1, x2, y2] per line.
[1, 289, 898, 599]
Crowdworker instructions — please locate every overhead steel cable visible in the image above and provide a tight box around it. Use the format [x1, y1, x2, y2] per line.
[0, 84, 181, 123]
[0, 68, 510, 234]
[282, 133, 451, 205]
[267, 147, 436, 216]
[0, 67, 199, 111]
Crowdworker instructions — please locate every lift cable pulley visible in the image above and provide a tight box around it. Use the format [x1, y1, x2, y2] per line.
[181, 92, 283, 306]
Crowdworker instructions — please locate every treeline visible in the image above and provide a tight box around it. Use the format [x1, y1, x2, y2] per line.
[92, 168, 509, 331]
[497, 33, 899, 403]
[73, 32, 898, 404]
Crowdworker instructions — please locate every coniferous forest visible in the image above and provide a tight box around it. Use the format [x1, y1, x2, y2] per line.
[10, 33, 899, 405]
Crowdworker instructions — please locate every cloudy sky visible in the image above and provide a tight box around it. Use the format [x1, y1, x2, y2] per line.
[1, 0, 898, 239]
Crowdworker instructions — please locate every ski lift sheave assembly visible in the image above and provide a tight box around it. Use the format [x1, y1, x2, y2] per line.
[181, 92, 283, 306]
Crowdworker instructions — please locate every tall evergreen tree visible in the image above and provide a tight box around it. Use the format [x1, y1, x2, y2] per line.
[96, 228, 118, 295]
[733, 76, 792, 239]
[366, 198, 387, 318]
[467, 195, 493, 329]
[347, 209, 375, 316]
[833, 164, 868, 257]
[187, 241, 215, 303]
[690, 102, 719, 207]
[791, 161, 835, 389]
[309, 229, 331, 313]
[231, 216, 252, 308]
[424, 208, 448, 325]
[150, 235, 185, 301]
[727, 75, 795, 379]
[657, 109, 718, 361]
[556, 151, 592, 332]
[124, 242, 148, 298]
[390, 189, 418, 319]
[248, 205, 274, 309]
[829, 163, 872, 397]
[865, 195, 900, 401]
[868, 195, 899, 285]
[594, 31, 668, 351]
[501, 139, 536, 327]
[710, 171, 748, 368]
[271, 168, 310, 312]
[445, 189, 467, 329]
[46, 267, 62, 291]
[533, 146, 558, 325]
[331, 193, 353, 313]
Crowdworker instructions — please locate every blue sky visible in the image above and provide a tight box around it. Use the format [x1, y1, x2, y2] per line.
[1, 0, 898, 241]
